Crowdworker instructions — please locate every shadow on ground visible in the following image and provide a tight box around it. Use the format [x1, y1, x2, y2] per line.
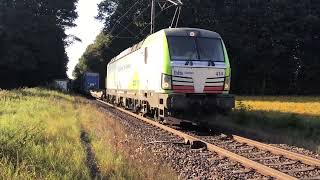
[198, 109, 320, 153]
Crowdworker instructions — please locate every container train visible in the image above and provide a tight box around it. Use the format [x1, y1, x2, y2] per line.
[82, 72, 100, 93]
[103, 28, 235, 122]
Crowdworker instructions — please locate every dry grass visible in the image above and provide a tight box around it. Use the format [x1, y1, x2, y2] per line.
[236, 96, 320, 118]
[79, 99, 176, 180]
[0, 88, 176, 179]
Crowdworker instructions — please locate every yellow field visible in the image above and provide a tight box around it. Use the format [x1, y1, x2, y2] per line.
[228, 96, 320, 153]
[236, 96, 320, 118]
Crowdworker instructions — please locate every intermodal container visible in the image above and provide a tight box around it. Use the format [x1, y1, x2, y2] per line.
[83, 73, 99, 93]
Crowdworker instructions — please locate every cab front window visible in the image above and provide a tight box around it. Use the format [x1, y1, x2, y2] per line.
[167, 36, 198, 60]
[197, 38, 224, 62]
[167, 36, 225, 62]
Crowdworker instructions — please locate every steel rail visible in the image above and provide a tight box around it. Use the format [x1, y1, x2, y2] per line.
[97, 100, 299, 180]
[233, 135, 320, 167]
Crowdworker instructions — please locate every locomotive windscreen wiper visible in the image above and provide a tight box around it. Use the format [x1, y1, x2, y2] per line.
[185, 59, 194, 66]
[208, 59, 216, 66]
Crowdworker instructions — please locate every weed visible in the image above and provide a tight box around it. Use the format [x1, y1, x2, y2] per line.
[0, 88, 176, 179]
[79, 101, 176, 180]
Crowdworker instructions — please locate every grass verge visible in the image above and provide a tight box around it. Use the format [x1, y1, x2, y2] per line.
[78, 99, 176, 180]
[0, 88, 176, 179]
[209, 96, 320, 154]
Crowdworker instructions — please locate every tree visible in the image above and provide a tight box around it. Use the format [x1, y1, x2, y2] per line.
[0, 0, 78, 89]
[76, 0, 320, 95]
[73, 32, 111, 90]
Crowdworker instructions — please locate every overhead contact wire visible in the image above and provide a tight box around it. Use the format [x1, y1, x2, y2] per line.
[137, 4, 175, 38]
[108, 0, 143, 35]
[110, 4, 151, 40]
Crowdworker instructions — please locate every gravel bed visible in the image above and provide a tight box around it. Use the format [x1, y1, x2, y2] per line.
[177, 128, 320, 179]
[271, 144, 320, 160]
[101, 105, 269, 179]
[292, 169, 320, 179]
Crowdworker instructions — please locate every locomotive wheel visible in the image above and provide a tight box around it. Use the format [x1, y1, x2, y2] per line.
[133, 106, 138, 113]
[153, 112, 159, 121]
[220, 108, 232, 116]
[153, 109, 160, 121]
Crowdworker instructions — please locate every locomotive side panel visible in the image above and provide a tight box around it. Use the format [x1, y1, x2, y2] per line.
[105, 31, 170, 114]
[139, 32, 164, 92]
[106, 31, 167, 93]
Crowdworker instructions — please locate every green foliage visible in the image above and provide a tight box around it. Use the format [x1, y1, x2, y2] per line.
[73, 32, 111, 90]
[0, 0, 78, 89]
[0, 88, 90, 179]
[228, 109, 319, 151]
[0, 88, 177, 179]
[218, 0, 320, 95]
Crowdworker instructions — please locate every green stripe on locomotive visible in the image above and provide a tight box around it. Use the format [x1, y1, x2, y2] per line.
[222, 41, 231, 77]
[139, 30, 172, 93]
[163, 33, 172, 76]
[106, 28, 232, 94]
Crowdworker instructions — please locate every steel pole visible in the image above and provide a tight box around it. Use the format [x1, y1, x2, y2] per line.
[150, 0, 156, 34]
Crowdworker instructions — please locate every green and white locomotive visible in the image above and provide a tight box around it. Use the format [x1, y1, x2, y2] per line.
[105, 28, 235, 121]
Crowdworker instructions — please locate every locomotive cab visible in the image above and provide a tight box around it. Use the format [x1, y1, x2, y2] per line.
[161, 28, 235, 116]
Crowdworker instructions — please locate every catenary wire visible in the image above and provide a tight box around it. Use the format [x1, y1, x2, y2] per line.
[108, 0, 143, 35]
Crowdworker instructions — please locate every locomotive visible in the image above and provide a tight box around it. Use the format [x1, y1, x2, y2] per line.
[105, 28, 235, 121]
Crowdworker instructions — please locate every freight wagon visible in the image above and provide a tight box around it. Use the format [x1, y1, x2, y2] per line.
[54, 79, 70, 92]
[82, 72, 100, 93]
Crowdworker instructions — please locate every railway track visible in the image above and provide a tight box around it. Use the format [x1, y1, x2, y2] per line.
[96, 99, 320, 180]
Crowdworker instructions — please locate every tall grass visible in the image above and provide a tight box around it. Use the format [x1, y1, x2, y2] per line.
[0, 88, 176, 179]
[79, 103, 140, 179]
[79, 101, 176, 180]
[0, 88, 89, 179]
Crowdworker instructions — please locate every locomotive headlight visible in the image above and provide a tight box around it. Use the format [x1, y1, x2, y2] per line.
[162, 74, 172, 90]
[224, 76, 231, 91]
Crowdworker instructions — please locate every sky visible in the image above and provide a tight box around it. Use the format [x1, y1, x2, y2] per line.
[66, 0, 104, 78]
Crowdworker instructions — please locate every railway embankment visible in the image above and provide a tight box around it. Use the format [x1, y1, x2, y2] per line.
[97, 101, 272, 179]
[0, 88, 175, 179]
[1, 88, 319, 179]
[98, 99, 320, 179]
